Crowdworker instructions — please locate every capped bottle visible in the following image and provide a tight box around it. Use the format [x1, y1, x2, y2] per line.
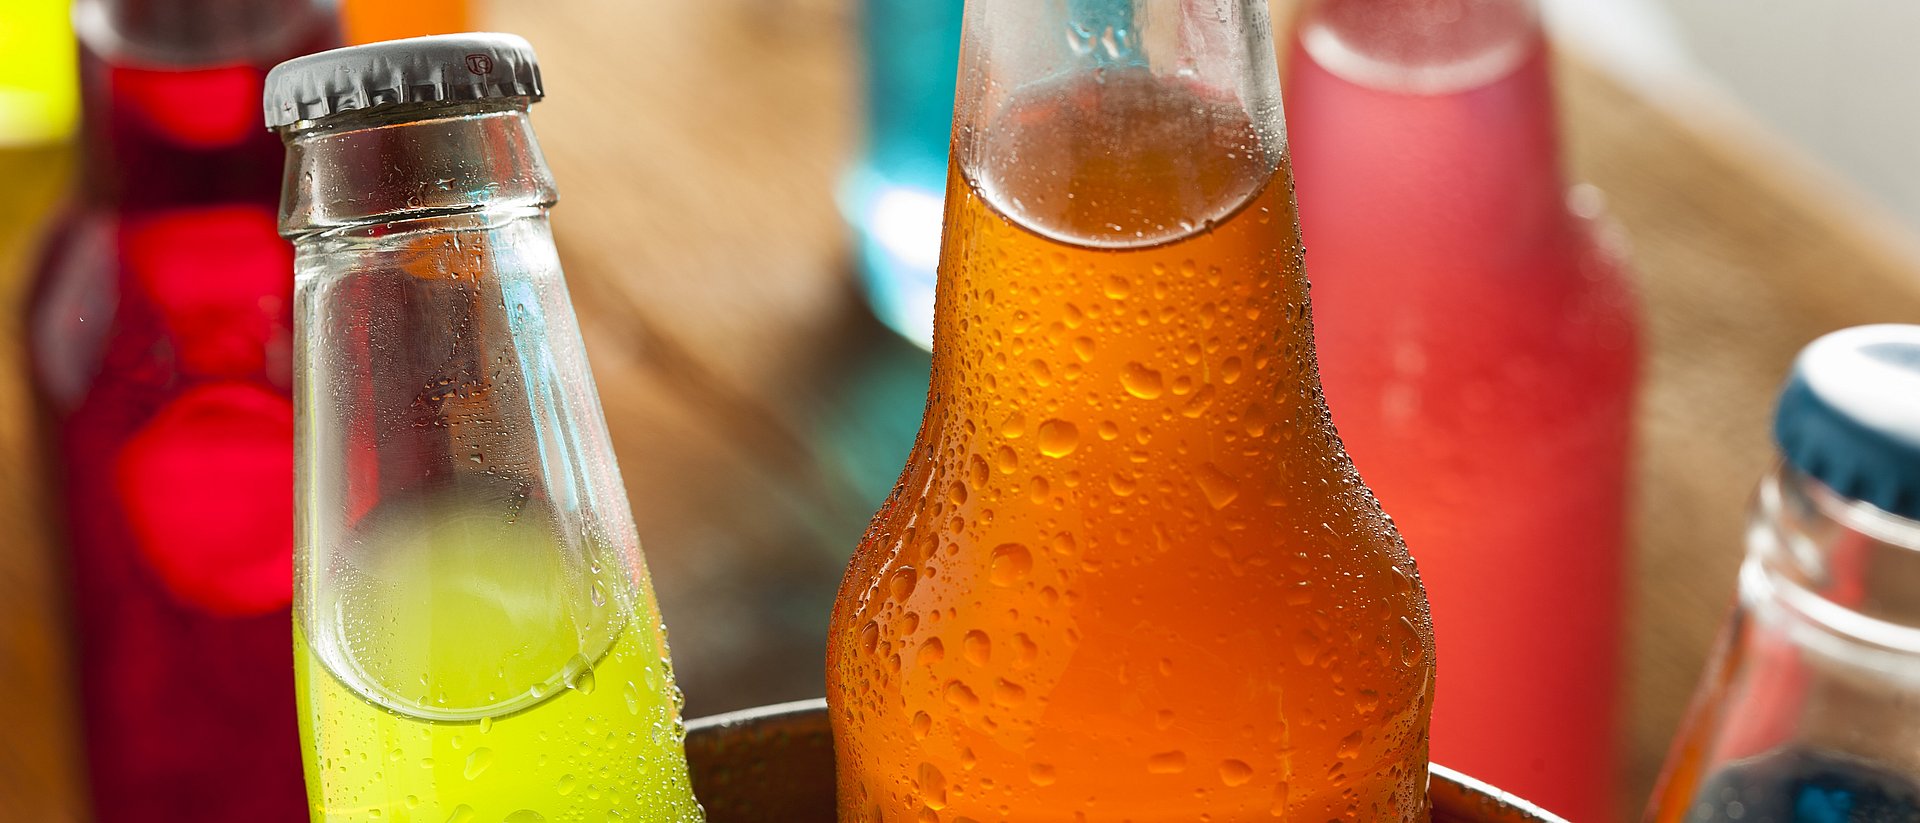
[1647, 325, 1920, 823]
[825, 0, 1436, 819]
[268, 35, 703, 822]
[27, 1, 338, 819]
[1285, 1, 1641, 817]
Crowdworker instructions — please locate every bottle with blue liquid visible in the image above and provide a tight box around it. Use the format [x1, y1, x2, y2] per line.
[841, 0, 964, 347]
[843, 0, 1142, 347]
[1647, 325, 1920, 822]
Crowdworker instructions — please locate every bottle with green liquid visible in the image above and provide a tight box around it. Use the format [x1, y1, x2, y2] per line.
[267, 34, 704, 822]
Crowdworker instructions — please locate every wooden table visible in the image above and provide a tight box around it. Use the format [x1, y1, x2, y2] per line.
[5, 0, 1920, 818]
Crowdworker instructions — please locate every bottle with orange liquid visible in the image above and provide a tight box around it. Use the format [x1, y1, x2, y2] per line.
[825, 0, 1436, 819]
[1285, 1, 1640, 818]
[338, 0, 474, 44]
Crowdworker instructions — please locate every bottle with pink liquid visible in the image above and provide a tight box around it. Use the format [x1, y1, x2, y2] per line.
[1286, 1, 1641, 819]
[27, 1, 337, 819]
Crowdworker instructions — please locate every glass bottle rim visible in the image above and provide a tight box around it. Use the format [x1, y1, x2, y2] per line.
[1751, 467, 1920, 666]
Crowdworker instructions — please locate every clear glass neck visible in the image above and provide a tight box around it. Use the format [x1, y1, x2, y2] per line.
[952, 0, 1286, 249]
[277, 99, 557, 239]
[1647, 466, 1920, 821]
[1751, 465, 1920, 665]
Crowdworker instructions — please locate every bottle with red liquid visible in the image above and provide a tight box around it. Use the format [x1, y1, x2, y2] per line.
[1286, 0, 1640, 819]
[27, 1, 337, 819]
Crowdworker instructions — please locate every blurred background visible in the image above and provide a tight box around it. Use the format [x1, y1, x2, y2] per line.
[3, 0, 1920, 820]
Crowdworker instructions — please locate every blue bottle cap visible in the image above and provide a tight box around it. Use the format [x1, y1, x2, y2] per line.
[1775, 324, 1920, 520]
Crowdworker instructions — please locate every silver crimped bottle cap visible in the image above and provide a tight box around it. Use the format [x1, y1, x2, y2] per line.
[263, 32, 542, 129]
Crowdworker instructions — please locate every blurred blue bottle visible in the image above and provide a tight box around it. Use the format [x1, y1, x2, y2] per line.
[842, 0, 964, 348]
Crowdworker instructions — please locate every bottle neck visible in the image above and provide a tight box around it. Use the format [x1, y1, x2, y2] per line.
[74, 0, 337, 209]
[1752, 465, 1920, 654]
[1287, 0, 1570, 249]
[278, 100, 558, 239]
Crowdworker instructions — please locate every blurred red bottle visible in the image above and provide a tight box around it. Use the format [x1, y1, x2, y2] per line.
[1286, 1, 1640, 819]
[27, 1, 337, 820]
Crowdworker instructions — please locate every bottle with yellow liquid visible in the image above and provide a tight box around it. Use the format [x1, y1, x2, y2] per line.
[826, 0, 1436, 819]
[268, 35, 704, 822]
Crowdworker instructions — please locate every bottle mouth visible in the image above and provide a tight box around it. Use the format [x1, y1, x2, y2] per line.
[1752, 469, 1920, 666]
[1298, 0, 1541, 95]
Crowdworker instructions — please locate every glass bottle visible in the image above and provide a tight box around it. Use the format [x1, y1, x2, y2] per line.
[841, 0, 966, 348]
[1285, 1, 1641, 817]
[825, 0, 1436, 819]
[26, 1, 337, 819]
[1646, 325, 1920, 822]
[269, 35, 703, 822]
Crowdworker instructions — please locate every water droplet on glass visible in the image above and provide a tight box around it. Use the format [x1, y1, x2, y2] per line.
[963, 630, 992, 665]
[995, 445, 1020, 473]
[1220, 759, 1255, 787]
[505, 812, 546, 823]
[446, 805, 476, 823]
[993, 678, 1027, 706]
[989, 544, 1032, 586]
[1029, 763, 1057, 786]
[1122, 362, 1165, 399]
[1148, 751, 1188, 774]
[1036, 419, 1078, 457]
[462, 748, 494, 780]
[944, 680, 979, 710]
[566, 657, 596, 695]
[1195, 463, 1241, 509]
[917, 762, 950, 810]
[911, 711, 933, 739]
[919, 637, 945, 665]
[887, 564, 917, 594]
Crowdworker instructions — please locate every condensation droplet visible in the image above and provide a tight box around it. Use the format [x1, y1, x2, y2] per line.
[944, 681, 979, 710]
[1121, 362, 1165, 399]
[1195, 463, 1241, 509]
[889, 567, 918, 600]
[462, 748, 494, 781]
[993, 678, 1027, 706]
[1030, 763, 1057, 785]
[963, 631, 992, 665]
[1220, 759, 1254, 787]
[995, 445, 1020, 473]
[917, 763, 950, 810]
[1037, 419, 1079, 458]
[989, 544, 1032, 586]
[1147, 751, 1188, 774]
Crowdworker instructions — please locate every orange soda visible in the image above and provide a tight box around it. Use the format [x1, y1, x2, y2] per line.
[825, 5, 1438, 815]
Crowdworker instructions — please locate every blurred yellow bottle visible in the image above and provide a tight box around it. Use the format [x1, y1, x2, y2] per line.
[0, 0, 78, 146]
[0, 0, 74, 286]
[340, 0, 475, 44]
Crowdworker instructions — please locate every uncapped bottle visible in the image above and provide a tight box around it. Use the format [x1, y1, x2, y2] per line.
[268, 34, 703, 822]
[1285, 1, 1641, 817]
[1647, 325, 1920, 823]
[825, 0, 1437, 819]
[27, 1, 337, 819]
